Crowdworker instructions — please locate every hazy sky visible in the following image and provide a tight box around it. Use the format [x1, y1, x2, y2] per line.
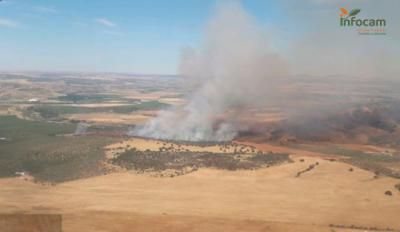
[0, 0, 398, 77]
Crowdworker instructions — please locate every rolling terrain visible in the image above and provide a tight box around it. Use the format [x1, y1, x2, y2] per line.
[0, 72, 399, 231]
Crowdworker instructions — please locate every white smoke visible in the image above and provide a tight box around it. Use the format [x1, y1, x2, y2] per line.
[132, 1, 288, 141]
[74, 122, 90, 135]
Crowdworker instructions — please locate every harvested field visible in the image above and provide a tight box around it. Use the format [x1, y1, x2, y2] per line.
[1, 64, 400, 231]
[1, 157, 400, 232]
[237, 141, 343, 160]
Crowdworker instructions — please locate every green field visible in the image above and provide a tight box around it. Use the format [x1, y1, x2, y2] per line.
[0, 116, 119, 182]
[29, 100, 170, 119]
[55, 93, 125, 103]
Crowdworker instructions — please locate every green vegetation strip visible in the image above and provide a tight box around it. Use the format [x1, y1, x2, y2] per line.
[55, 94, 126, 103]
[29, 101, 169, 118]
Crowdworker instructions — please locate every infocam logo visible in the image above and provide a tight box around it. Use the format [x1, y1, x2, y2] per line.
[339, 8, 386, 35]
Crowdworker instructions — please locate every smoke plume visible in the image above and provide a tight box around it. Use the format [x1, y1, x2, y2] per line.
[132, 2, 288, 141]
[74, 122, 89, 135]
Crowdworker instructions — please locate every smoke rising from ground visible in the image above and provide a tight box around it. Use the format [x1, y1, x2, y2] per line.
[74, 122, 89, 135]
[132, 2, 287, 141]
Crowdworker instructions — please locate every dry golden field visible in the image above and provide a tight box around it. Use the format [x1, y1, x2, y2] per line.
[1, 155, 399, 231]
[1, 73, 400, 231]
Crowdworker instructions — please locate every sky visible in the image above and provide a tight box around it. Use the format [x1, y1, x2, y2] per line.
[0, 0, 398, 77]
[0, 0, 284, 74]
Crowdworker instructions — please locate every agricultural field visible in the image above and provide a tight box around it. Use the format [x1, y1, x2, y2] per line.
[1, 1, 399, 231]
[0, 115, 119, 182]
[1, 72, 400, 232]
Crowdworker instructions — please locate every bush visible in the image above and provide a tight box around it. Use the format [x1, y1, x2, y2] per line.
[384, 190, 392, 196]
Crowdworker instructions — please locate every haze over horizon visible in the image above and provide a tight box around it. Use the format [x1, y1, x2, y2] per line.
[1, 2, 400, 231]
[1, 0, 399, 78]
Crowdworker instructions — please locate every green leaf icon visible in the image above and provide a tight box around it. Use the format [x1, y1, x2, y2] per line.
[347, 9, 361, 18]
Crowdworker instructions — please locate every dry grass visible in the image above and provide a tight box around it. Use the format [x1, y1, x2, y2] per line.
[0, 157, 399, 231]
[105, 137, 260, 159]
[338, 143, 397, 154]
[238, 141, 342, 159]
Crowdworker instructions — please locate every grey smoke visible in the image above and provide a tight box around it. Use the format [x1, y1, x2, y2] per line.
[74, 122, 90, 135]
[131, 2, 288, 141]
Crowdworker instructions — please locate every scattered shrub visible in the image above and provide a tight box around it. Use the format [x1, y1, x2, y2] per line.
[395, 183, 400, 191]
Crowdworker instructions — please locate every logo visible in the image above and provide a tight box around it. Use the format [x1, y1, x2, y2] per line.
[339, 7, 386, 35]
